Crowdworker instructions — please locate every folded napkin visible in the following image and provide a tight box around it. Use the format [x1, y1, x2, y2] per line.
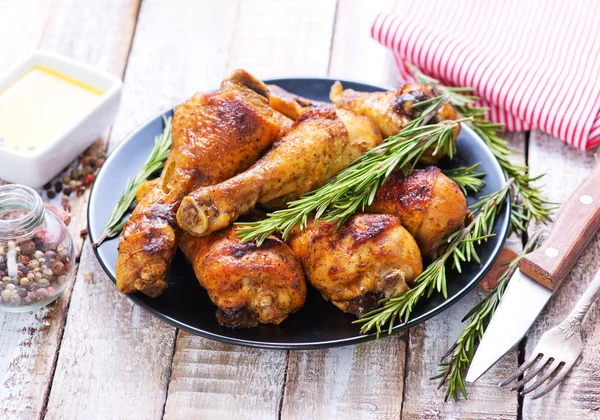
[372, 0, 600, 150]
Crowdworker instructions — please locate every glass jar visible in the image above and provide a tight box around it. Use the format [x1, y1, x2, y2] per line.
[0, 184, 75, 312]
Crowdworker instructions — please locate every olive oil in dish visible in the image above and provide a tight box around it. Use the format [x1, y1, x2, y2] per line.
[0, 66, 103, 152]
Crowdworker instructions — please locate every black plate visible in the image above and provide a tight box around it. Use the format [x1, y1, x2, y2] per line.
[88, 78, 509, 349]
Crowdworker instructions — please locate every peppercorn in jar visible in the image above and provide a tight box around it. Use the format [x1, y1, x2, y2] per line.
[0, 185, 75, 312]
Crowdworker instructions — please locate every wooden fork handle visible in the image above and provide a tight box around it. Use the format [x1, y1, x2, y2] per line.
[520, 163, 600, 291]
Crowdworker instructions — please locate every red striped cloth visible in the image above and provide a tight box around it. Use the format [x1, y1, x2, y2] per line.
[371, 0, 600, 150]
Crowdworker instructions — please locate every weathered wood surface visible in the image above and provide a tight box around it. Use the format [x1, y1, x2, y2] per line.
[0, 1, 140, 418]
[227, 0, 337, 79]
[164, 336, 287, 420]
[282, 335, 407, 420]
[523, 131, 600, 420]
[329, 0, 402, 88]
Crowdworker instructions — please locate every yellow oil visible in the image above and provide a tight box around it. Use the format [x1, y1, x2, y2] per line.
[0, 66, 103, 152]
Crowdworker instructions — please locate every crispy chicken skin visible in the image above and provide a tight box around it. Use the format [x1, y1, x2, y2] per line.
[180, 227, 307, 328]
[116, 70, 280, 297]
[287, 213, 423, 317]
[177, 107, 382, 236]
[267, 84, 330, 120]
[272, 110, 294, 140]
[330, 81, 459, 163]
[367, 167, 468, 258]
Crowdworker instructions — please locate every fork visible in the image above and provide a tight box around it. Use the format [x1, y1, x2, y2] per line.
[499, 266, 600, 398]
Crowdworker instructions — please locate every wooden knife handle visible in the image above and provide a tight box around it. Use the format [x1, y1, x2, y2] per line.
[520, 163, 600, 290]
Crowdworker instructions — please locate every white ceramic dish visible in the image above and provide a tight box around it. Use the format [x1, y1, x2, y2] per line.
[0, 51, 122, 187]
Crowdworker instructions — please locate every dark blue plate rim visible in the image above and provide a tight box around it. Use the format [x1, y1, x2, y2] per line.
[88, 77, 510, 349]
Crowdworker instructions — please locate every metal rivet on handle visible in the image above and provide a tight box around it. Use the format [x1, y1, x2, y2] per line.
[580, 195, 593, 205]
[545, 248, 559, 258]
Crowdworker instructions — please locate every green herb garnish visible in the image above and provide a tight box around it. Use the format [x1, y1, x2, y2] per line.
[432, 232, 542, 401]
[443, 164, 486, 194]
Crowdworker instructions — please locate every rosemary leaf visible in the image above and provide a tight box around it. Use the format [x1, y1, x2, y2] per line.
[93, 115, 172, 247]
[443, 164, 486, 194]
[432, 231, 543, 402]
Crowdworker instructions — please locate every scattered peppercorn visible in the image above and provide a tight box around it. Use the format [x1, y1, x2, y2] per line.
[47, 190, 56, 199]
[54, 181, 63, 193]
[83, 174, 95, 186]
[43, 182, 52, 190]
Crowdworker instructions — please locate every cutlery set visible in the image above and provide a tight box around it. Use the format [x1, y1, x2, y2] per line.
[467, 163, 600, 396]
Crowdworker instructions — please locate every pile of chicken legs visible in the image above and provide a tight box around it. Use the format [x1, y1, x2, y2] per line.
[116, 70, 468, 328]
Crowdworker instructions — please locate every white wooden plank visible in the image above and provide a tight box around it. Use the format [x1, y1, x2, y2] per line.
[227, 0, 338, 79]
[45, 0, 241, 418]
[402, 132, 525, 420]
[0, 0, 53, 64]
[164, 334, 287, 420]
[282, 335, 406, 420]
[329, 0, 402, 88]
[163, 1, 338, 418]
[0, 1, 139, 418]
[523, 131, 600, 420]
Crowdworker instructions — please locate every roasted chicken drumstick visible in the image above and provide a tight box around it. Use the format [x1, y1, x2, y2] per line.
[116, 70, 280, 297]
[177, 107, 382, 236]
[180, 227, 306, 327]
[367, 166, 468, 258]
[330, 81, 459, 163]
[287, 213, 423, 317]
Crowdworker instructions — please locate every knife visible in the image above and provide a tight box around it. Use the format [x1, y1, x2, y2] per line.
[466, 163, 600, 383]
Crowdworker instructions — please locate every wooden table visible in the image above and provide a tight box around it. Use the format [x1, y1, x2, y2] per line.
[1, 1, 599, 418]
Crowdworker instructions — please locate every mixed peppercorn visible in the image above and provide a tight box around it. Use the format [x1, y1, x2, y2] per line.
[0, 234, 71, 307]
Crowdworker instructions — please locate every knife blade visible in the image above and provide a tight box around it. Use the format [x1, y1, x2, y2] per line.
[466, 269, 550, 382]
[466, 163, 600, 383]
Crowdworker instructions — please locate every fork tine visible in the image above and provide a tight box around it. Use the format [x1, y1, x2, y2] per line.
[510, 355, 551, 391]
[531, 361, 575, 399]
[500, 354, 541, 386]
[520, 360, 563, 395]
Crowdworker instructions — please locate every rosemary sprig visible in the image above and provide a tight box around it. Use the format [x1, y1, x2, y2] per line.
[409, 65, 555, 234]
[93, 115, 172, 247]
[354, 179, 513, 337]
[432, 231, 542, 401]
[236, 96, 468, 245]
[443, 164, 486, 194]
